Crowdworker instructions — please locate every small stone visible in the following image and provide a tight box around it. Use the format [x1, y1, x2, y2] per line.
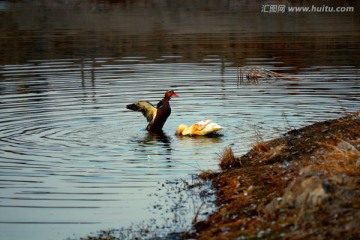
[356, 157, 360, 167]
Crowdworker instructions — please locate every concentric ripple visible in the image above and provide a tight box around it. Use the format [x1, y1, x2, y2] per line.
[0, 58, 359, 240]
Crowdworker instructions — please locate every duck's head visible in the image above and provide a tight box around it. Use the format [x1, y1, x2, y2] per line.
[165, 90, 179, 99]
[176, 124, 187, 136]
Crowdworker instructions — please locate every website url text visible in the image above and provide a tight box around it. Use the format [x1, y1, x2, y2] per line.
[261, 5, 354, 13]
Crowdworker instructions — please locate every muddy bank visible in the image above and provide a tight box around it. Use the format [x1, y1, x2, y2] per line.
[186, 112, 360, 239]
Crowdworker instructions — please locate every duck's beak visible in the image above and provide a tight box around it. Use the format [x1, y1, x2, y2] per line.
[172, 92, 179, 97]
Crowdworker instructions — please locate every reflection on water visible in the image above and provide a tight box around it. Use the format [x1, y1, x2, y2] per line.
[0, 1, 360, 240]
[134, 131, 173, 155]
[1, 1, 360, 66]
[177, 134, 224, 145]
[141, 131, 172, 147]
[1, 58, 359, 240]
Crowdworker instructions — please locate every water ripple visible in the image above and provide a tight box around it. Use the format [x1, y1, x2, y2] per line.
[0, 58, 359, 240]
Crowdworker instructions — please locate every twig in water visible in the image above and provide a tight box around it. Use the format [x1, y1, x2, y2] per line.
[282, 112, 294, 131]
[192, 202, 206, 224]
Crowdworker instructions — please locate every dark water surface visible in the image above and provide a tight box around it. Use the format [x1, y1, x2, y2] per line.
[1, 1, 360, 239]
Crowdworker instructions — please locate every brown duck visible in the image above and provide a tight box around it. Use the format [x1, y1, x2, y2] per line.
[126, 90, 179, 132]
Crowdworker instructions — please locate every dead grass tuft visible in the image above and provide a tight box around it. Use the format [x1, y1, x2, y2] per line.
[257, 144, 286, 164]
[236, 66, 301, 86]
[219, 147, 240, 169]
[252, 141, 269, 153]
[316, 139, 360, 176]
[198, 170, 219, 181]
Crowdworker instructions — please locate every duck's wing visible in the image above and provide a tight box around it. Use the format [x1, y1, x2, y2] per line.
[192, 120, 212, 131]
[126, 101, 157, 122]
[156, 99, 163, 108]
[204, 122, 223, 132]
[192, 120, 223, 135]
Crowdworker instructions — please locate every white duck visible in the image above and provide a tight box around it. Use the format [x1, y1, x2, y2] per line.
[176, 120, 223, 136]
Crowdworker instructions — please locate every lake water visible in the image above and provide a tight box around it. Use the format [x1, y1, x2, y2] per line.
[0, 1, 359, 239]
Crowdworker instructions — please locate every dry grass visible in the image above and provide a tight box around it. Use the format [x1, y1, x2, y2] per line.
[237, 66, 302, 85]
[251, 126, 268, 152]
[191, 112, 360, 240]
[316, 139, 360, 176]
[218, 147, 240, 169]
[198, 170, 219, 181]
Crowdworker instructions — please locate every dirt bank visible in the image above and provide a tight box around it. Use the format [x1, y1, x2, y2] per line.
[186, 112, 360, 239]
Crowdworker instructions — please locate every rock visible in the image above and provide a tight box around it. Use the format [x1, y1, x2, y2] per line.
[356, 157, 360, 167]
[280, 175, 328, 208]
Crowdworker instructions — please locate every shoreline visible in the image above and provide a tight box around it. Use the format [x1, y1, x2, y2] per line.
[185, 112, 360, 239]
[79, 112, 360, 239]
